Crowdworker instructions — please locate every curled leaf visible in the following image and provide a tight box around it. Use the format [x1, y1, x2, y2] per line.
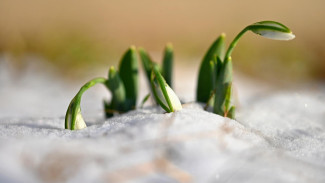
[140, 93, 151, 108]
[65, 77, 107, 130]
[151, 65, 182, 112]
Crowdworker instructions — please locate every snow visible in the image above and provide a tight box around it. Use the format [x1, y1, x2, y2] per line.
[1, 56, 325, 183]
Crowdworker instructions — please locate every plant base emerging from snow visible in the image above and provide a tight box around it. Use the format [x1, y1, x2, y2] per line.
[150, 65, 182, 112]
[65, 20, 295, 130]
[65, 46, 139, 130]
[139, 43, 182, 112]
[197, 20, 295, 119]
[139, 43, 174, 88]
[65, 78, 107, 130]
[104, 46, 138, 117]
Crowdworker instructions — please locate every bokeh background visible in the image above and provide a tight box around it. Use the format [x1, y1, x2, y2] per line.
[0, 0, 324, 84]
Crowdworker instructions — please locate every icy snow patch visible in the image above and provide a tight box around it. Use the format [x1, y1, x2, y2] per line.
[1, 57, 325, 182]
[0, 102, 325, 183]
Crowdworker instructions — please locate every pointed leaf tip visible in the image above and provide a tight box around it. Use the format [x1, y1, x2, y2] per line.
[119, 47, 139, 108]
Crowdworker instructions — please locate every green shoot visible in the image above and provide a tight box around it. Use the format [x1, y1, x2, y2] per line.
[138, 47, 154, 84]
[198, 20, 295, 119]
[104, 46, 139, 117]
[196, 34, 225, 103]
[118, 46, 138, 109]
[66, 46, 139, 130]
[162, 43, 174, 87]
[139, 43, 174, 88]
[150, 65, 182, 112]
[225, 21, 295, 59]
[104, 66, 127, 117]
[65, 77, 107, 130]
[140, 93, 151, 108]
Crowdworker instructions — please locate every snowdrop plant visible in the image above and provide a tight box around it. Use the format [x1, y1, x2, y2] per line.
[139, 43, 174, 88]
[65, 77, 107, 130]
[65, 46, 138, 130]
[150, 65, 182, 112]
[139, 43, 182, 112]
[104, 46, 138, 117]
[197, 20, 295, 119]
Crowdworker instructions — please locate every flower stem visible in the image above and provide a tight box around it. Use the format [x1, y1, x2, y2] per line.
[224, 27, 248, 61]
[66, 77, 107, 130]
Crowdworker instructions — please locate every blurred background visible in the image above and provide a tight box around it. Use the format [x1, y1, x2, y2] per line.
[1, 0, 325, 119]
[1, 0, 324, 84]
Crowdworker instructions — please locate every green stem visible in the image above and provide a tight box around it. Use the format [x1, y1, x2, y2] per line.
[67, 77, 107, 130]
[224, 27, 249, 61]
[77, 77, 107, 97]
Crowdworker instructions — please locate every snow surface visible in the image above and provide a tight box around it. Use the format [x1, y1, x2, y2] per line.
[1, 56, 325, 183]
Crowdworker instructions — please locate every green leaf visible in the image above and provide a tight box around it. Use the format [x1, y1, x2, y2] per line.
[221, 57, 233, 84]
[65, 77, 107, 130]
[140, 93, 151, 108]
[150, 69, 171, 112]
[119, 46, 138, 109]
[213, 83, 227, 116]
[138, 47, 154, 83]
[215, 56, 223, 79]
[103, 100, 113, 118]
[224, 82, 232, 113]
[206, 60, 216, 107]
[154, 66, 174, 112]
[213, 57, 233, 116]
[227, 106, 235, 119]
[162, 43, 173, 88]
[107, 66, 127, 112]
[150, 65, 182, 112]
[196, 33, 225, 103]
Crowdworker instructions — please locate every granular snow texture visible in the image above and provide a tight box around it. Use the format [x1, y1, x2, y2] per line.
[1, 58, 325, 183]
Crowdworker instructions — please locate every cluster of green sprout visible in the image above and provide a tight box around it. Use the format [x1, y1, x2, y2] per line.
[65, 20, 295, 130]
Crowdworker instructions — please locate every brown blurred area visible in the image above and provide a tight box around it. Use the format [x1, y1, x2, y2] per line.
[0, 0, 324, 83]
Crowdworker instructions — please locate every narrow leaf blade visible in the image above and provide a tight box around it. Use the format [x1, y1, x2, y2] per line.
[162, 43, 173, 88]
[65, 77, 107, 130]
[107, 66, 127, 111]
[196, 34, 226, 103]
[150, 70, 171, 112]
[119, 46, 139, 108]
[138, 47, 154, 83]
[227, 106, 236, 119]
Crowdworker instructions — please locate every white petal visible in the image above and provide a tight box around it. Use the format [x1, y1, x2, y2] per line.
[155, 84, 182, 111]
[255, 30, 295, 40]
[166, 85, 182, 111]
[155, 84, 168, 107]
[75, 110, 87, 130]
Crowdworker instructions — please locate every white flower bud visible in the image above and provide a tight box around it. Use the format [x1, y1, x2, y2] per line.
[249, 21, 295, 41]
[252, 30, 295, 40]
[74, 109, 87, 130]
[155, 83, 182, 111]
[66, 105, 87, 130]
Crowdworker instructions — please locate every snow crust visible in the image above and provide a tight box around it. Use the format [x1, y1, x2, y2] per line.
[1, 56, 325, 183]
